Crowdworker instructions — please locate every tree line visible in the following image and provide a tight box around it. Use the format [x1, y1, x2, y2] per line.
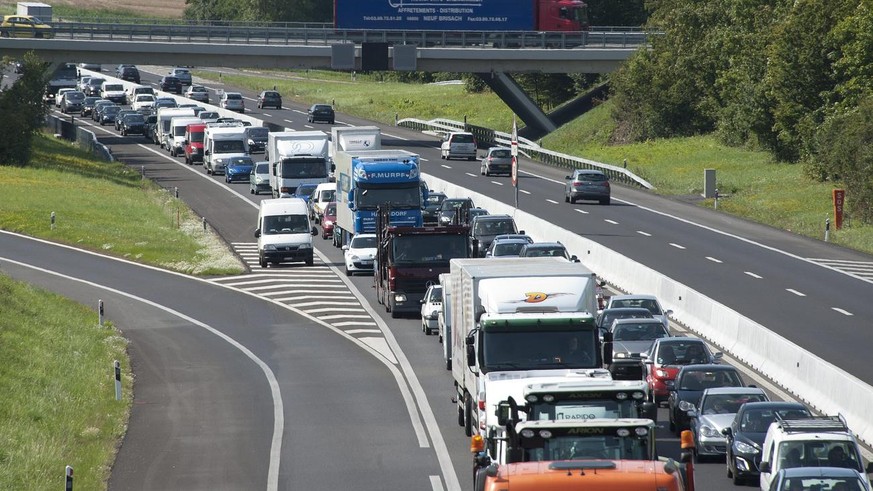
[611, 0, 873, 223]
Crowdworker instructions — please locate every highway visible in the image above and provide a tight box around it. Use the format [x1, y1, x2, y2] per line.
[4, 65, 872, 490]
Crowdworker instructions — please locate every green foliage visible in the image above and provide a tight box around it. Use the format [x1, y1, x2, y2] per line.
[587, 0, 648, 26]
[807, 97, 873, 223]
[0, 52, 48, 166]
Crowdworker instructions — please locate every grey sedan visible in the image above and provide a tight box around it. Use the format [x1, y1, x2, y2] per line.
[480, 146, 512, 176]
[565, 169, 611, 205]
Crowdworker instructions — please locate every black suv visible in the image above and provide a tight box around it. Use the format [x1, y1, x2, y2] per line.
[307, 104, 335, 124]
[159, 76, 182, 94]
[257, 90, 282, 109]
[119, 66, 140, 84]
[470, 214, 519, 257]
[438, 198, 474, 226]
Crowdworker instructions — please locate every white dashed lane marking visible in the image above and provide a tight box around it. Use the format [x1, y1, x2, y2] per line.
[786, 289, 806, 297]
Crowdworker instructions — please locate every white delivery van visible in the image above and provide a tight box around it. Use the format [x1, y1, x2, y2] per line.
[309, 182, 336, 224]
[169, 116, 202, 157]
[255, 198, 318, 267]
[156, 107, 196, 150]
[203, 122, 247, 175]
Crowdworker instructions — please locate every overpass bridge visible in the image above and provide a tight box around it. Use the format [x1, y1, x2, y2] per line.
[1, 22, 649, 138]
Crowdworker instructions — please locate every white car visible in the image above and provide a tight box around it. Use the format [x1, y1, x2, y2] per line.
[219, 91, 245, 113]
[420, 284, 442, 335]
[606, 294, 673, 328]
[131, 94, 155, 112]
[185, 85, 210, 103]
[342, 233, 376, 276]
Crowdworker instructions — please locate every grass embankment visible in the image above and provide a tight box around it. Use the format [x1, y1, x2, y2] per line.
[0, 132, 243, 275]
[0, 273, 131, 490]
[197, 68, 873, 255]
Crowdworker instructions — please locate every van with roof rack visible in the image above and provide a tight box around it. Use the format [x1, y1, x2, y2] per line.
[758, 415, 873, 490]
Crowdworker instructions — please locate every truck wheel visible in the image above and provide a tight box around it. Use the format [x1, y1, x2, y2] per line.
[445, 358, 451, 371]
[458, 403, 465, 427]
[259, 254, 267, 268]
[464, 393, 474, 437]
[306, 257, 314, 266]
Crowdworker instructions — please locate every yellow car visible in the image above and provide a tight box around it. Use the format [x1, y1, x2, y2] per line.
[0, 15, 54, 39]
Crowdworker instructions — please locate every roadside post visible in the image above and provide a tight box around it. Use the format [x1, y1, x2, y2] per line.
[825, 215, 830, 242]
[98, 299, 104, 326]
[50, 211, 55, 230]
[114, 360, 122, 401]
[511, 116, 518, 209]
[65, 465, 73, 491]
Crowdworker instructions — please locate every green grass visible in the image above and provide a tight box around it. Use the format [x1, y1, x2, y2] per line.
[0, 133, 243, 275]
[0, 273, 131, 490]
[197, 68, 873, 254]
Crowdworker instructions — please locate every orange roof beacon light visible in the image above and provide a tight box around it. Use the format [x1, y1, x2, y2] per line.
[680, 429, 696, 491]
[471, 434, 485, 454]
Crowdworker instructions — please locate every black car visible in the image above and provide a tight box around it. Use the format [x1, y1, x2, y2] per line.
[118, 66, 140, 84]
[99, 105, 121, 126]
[120, 113, 146, 136]
[60, 91, 86, 114]
[159, 76, 183, 94]
[114, 109, 138, 131]
[422, 192, 446, 224]
[244, 126, 269, 154]
[470, 214, 518, 257]
[143, 114, 158, 142]
[92, 101, 115, 121]
[438, 197, 475, 226]
[723, 401, 811, 485]
[668, 364, 746, 435]
[81, 96, 100, 116]
[307, 104, 335, 124]
[84, 78, 105, 97]
[596, 307, 655, 339]
[257, 90, 282, 109]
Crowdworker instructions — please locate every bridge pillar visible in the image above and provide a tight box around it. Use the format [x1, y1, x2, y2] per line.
[476, 72, 556, 140]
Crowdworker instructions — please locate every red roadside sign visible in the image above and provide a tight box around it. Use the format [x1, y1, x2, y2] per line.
[833, 189, 845, 230]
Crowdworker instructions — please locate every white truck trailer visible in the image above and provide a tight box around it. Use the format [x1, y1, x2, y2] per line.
[329, 125, 382, 162]
[450, 258, 608, 440]
[267, 131, 330, 197]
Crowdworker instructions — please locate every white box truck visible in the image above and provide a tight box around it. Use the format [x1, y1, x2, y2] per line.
[329, 125, 381, 162]
[203, 122, 247, 175]
[168, 116, 202, 157]
[156, 107, 195, 150]
[450, 258, 607, 440]
[438, 272, 453, 370]
[267, 131, 330, 198]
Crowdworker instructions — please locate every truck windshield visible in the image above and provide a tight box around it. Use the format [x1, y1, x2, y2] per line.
[356, 183, 421, 209]
[189, 131, 204, 143]
[53, 64, 79, 80]
[521, 432, 651, 462]
[531, 398, 640, 421]
[280, 158, 327, 179]
[262, 215, 309, 235]
[214, 140, 245, 153]
[392, 235, 468, 265]
[482, 329, 597, 371]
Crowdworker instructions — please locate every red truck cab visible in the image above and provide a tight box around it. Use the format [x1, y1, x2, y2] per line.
[184, 123, 206, 165]
[538, 0, 589, 31]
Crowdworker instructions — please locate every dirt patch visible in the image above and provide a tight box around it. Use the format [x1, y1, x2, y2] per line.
[1, 0, 186, 18]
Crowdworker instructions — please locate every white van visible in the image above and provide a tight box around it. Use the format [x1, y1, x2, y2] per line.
[156, 107, 196, 150]
[440, 131, 477, 160]
[255, 198, 318, 267]
[309, 182, 336, 224]
[168, 116, 202, 157]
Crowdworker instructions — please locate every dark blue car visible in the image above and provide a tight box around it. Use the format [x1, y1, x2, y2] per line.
[225, 156, 255, 183]
[292, 183, 318, 203]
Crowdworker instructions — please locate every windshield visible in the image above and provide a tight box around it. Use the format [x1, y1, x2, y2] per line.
[124, 115, 145, 123]
[474, 219, 516, 236]
[356, 183, 421, 209]
[677, 370, 743, 390]
[777, 441, 862, 472]
[295, 184, 317, 197]
[612, 323, 669, 341]
[521, 432, 650, 462]
[189, 131, 204, 143]
[492, 242, 525, 256]
[174, 126, 188, 137]
[391, 235, 468, 265]
[280, 159, 328, 179]
[740, 408, 810, 433]
[255, 163, 269, 174]
[247, 128, 269, 138]
[213, 140, 245, 153]
[701, 393, 768, 415]
[104, 84, 123, 92]
[66, 92, 85, 101]
[482, 329, 598, 371]
[262, 215, 309, 235]
[532, 398, 640, 421]
[426, 194, 446, 206]
[610, 298, 663, 316]
[227, 93, 242, 100]
[490, 149, 511, 158]
[524, 246, 568, 258]
[350, 236, 376, 249]
[778, 477, 865, 491]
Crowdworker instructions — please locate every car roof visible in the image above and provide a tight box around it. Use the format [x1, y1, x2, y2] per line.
[611, 294, 658, 301]
[739, 401, 807, 411]
[701, 386, 765, 396]
[473, 214, 512, 221]
[611, 317, 664, 325]
[524, 242, 565, 248]
[779, 466, 863, 478]
[679, 364, 734, 372]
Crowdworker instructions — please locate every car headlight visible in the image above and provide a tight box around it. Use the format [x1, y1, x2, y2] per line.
[700, 425, 721, 438]
[615, 352, 627, 359]
[678, 400, 695, 411]
[264, 245, 277, 251]
[298, 244, 312, 249]
[394, 294, 407, 302]
[247, 139, 254, 145]
[350, 255, 359, 261]
[323, 220, 333, 226]
[734, 441, 760, 454]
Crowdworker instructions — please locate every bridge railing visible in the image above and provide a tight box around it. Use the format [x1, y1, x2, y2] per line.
[45, 21, 651, 48]
[45, 114, 113, 162]
[397, 117, 653, 189]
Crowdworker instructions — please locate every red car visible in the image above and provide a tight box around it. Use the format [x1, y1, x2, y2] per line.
[644, 337, 722, 405]
[321, 202, 337, 240]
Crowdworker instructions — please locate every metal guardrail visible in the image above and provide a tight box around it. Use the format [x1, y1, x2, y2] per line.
[45, 114, 114, 162]
[45, 21, 651, 49]
[398, 117, 653, 189]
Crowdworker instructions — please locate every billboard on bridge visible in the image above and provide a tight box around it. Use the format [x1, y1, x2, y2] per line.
[334, 0, 537, 31]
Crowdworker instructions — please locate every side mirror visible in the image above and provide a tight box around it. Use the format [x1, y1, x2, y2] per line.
[713, 352, 724, 360]
[665, 309, 674, 316]
[565, 175, 572, 180]
[311, 227, 318, 236]
[466, 344, 476, 367]
[342, 245, 349, 251]
[204, 149, 210, 155]
[254, 228, 261, 238]
[664, 380, 675, 389]
[721, 427, 732, 437]
[570, 255, 579, 263]
[640, 401, 656, 421]
[865, 462, 873, 473]
[518, 230, 525, 235]
[759, 461, 771, 473]
[686, 409, 698, 419]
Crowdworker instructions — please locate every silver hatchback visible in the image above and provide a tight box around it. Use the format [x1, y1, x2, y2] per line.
[564, 169, 611, 205]
[480, 146, 512, 176]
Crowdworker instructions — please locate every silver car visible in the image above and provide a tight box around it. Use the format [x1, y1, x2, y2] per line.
[220, 91, 245, 113]
[480, 146, 512, 176]
[185, 85, 209, 103]
[689, 387, 768, 460]
[170, 67, 192, 86]
[564, 169, 611, 205]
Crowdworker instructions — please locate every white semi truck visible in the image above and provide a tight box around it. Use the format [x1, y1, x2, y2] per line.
[449, 258, 610, 441]
[329, 125, 382, 161]
[266, 131, 330, 197]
